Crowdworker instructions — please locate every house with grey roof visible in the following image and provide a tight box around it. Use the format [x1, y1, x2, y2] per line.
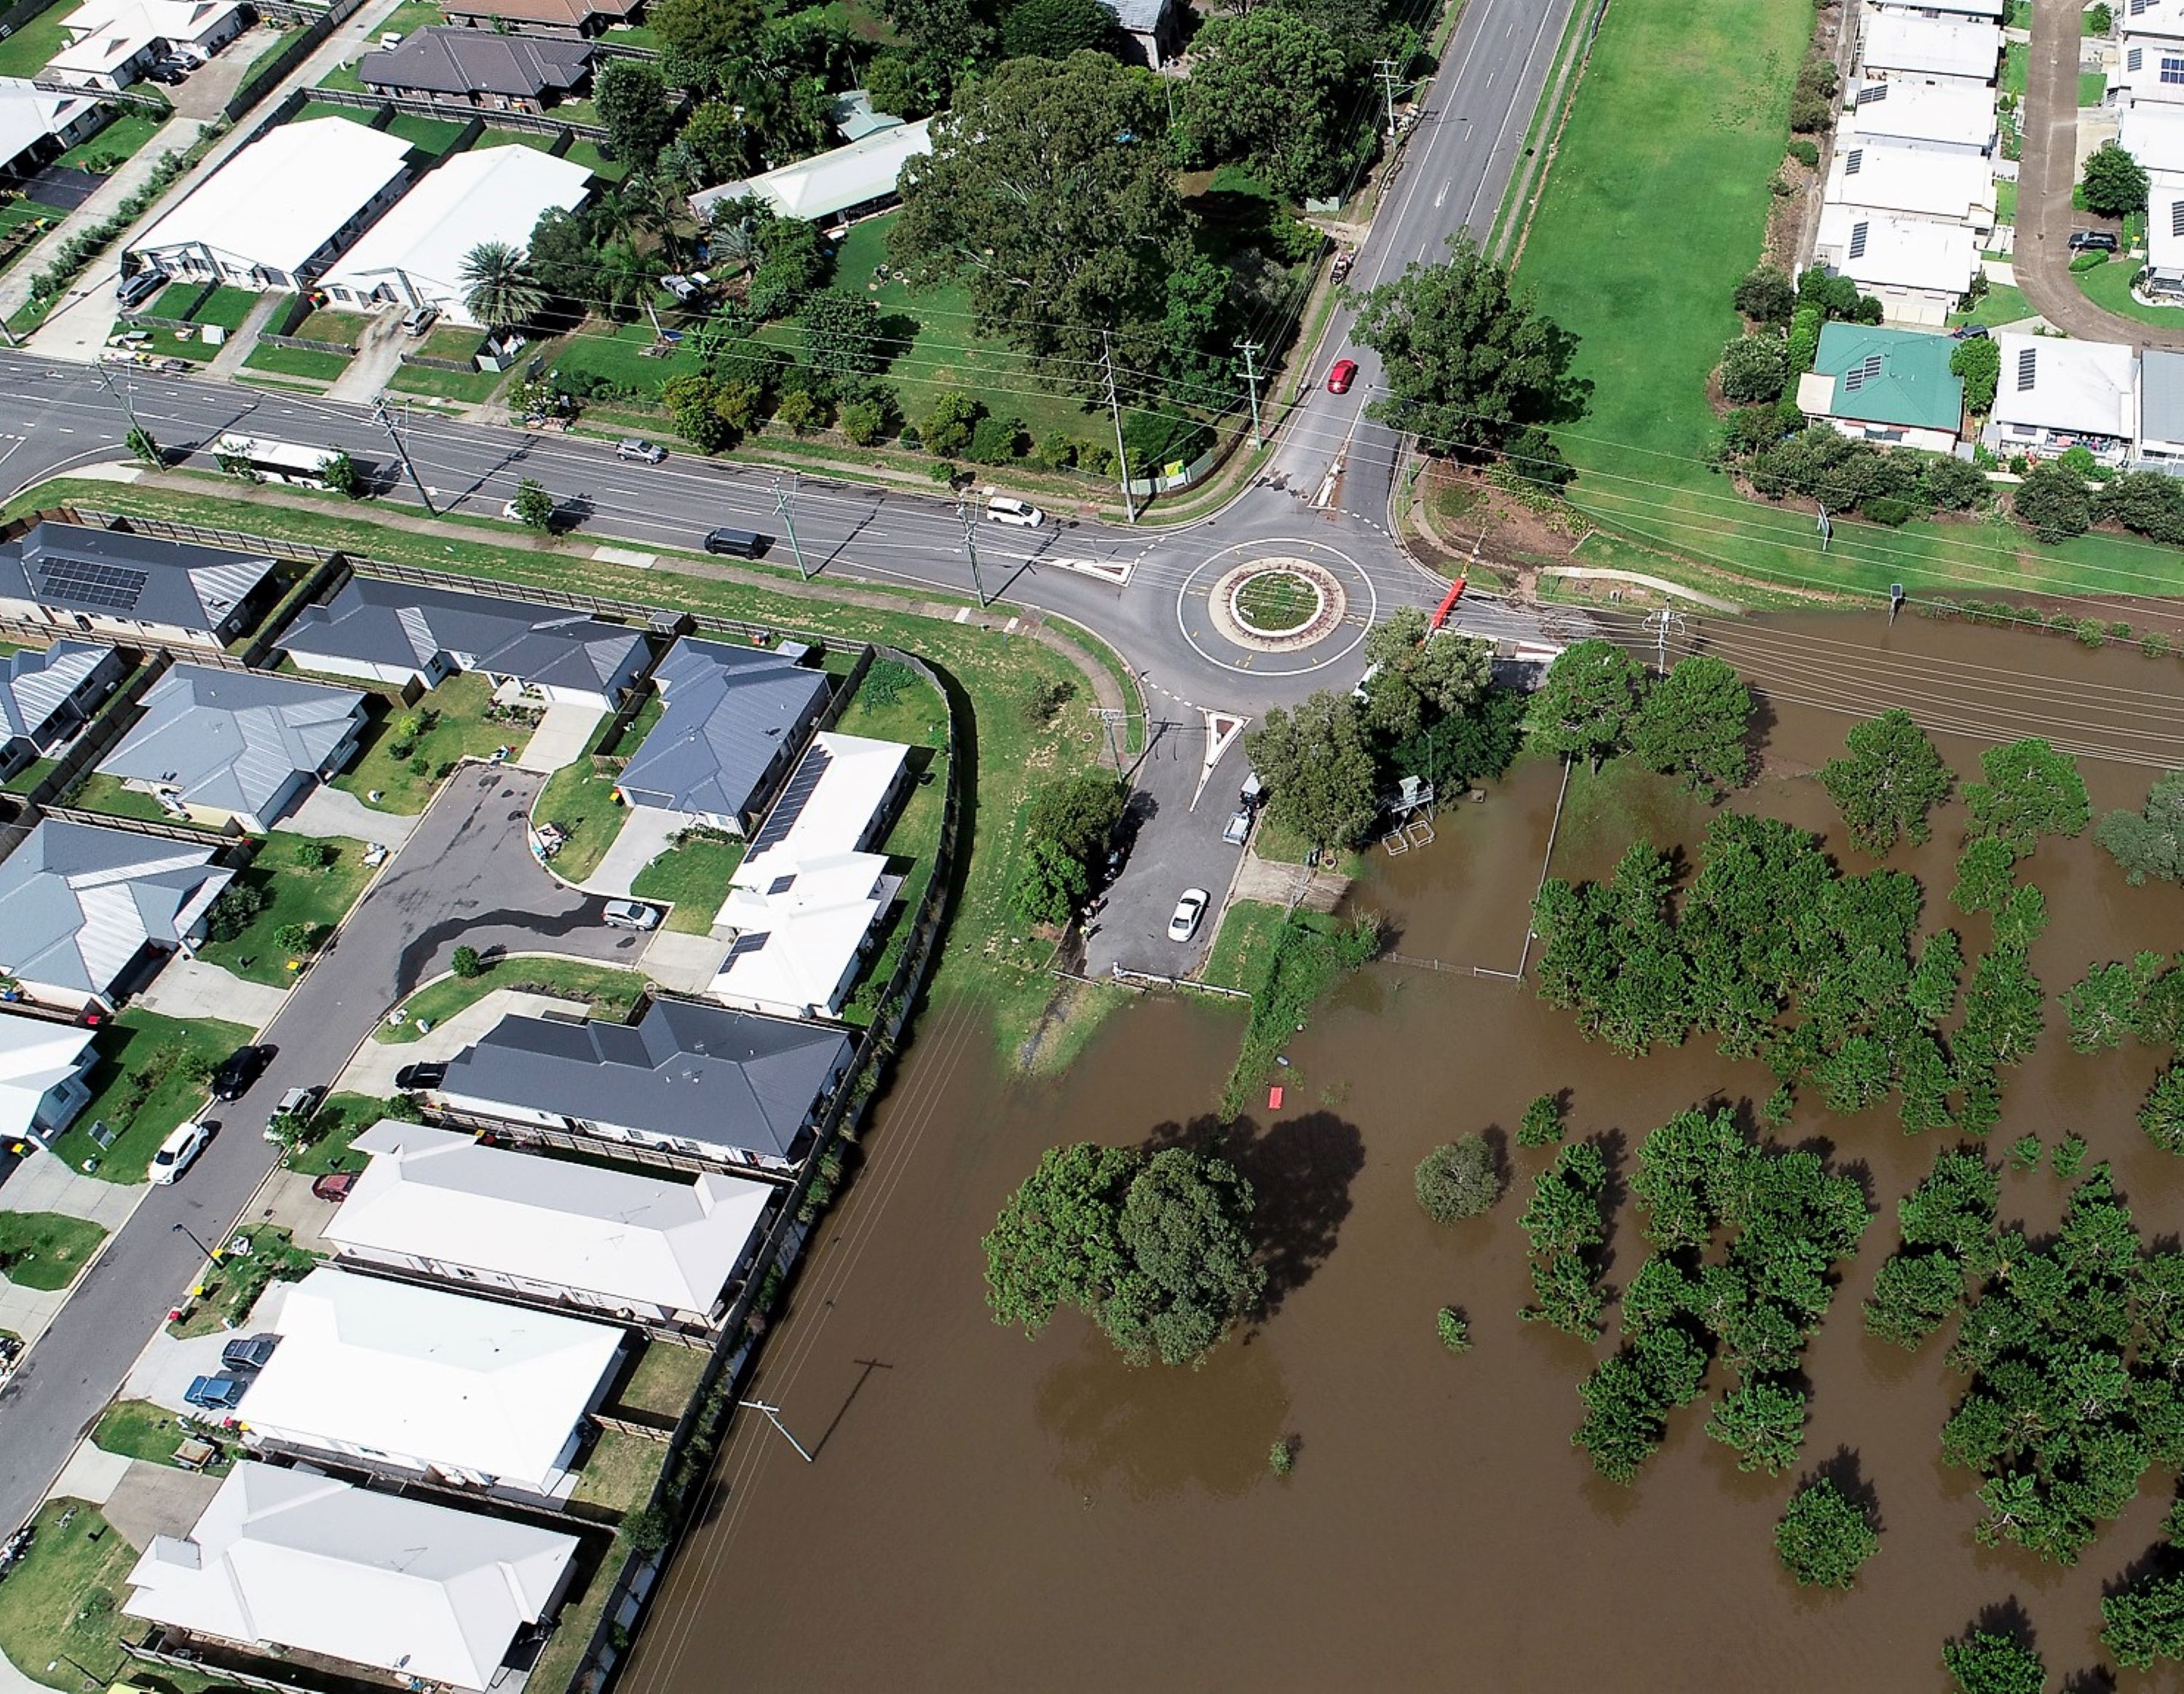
[433, 997, 853, 1173]
[0, 522, 278, 650]
[278, 577, 651, 710]
[0, 641, 125, 783]
[614, 638, 831, 834]
[0, 817, 233, 1011]
[1103, 0, 1180, 65]
[2139, 348, 2184, 476]
[98, 665, 367, 834]
[358, 25, 593, 110]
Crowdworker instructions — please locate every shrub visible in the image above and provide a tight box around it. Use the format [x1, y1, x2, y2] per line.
[967, 413, 1026, 464]
[2070, 248, 2112, 274]
[1415, 1134, 1501, 1222]
[1787, 137, 1819, 167]
[1864, 496, 1916, 527]
[1436, 1307, 1472, 1353]
[1733, 266, 1797, 324]
[451, 945, 485, 979]
[839, 399, 886, 446]
[1720, 333, 1792, 403]
[204, 882, 269, 942]
[922, 392, 983, 456]
[2014, 459, 2095, 542]
[1268, 1438, 1294, 1476]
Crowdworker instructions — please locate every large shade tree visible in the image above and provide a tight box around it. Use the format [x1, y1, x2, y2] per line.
[1181, 9, 1353, 199]
[1243, 689, 1380, 850]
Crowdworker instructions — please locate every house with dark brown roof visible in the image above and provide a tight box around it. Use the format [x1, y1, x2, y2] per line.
[438, 0, 639, 41]
[358, 25, 593, 111]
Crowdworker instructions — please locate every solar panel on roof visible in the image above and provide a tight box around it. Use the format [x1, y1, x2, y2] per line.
[727, 932, 770, 959]
[2018, 347, 2036, 390]
[748, 742, 833, 852]
[36, 559, 149, 611]
[1848, 221, 1870, 260]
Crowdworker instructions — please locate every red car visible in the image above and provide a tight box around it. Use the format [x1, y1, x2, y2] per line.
[1326, 357, 1359, 395]
[310, 1170, 357, 1202]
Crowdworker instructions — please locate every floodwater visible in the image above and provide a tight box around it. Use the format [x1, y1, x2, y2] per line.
[620, 611, 2184, 1693]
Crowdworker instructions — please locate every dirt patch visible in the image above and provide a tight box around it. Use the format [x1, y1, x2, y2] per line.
[1408, 460, 1590, 587]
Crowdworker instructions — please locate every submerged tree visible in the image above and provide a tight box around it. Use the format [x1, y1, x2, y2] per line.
[2097, 769, 2184, 886]
[1526, 639, 1645, 770]
[1942, 1628, 2046, 1694]
[1415, 1134, 1501, 1223]
[1817, 708, 1954, 855]
[1245, 690, 1380, 851]
[1627, 653, 1754, 798]
[1963, 738, 2090, 857]
[1775, 1476, 1880, 1588]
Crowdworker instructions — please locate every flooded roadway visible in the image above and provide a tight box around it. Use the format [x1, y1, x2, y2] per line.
[618, 610, 2184, 1693]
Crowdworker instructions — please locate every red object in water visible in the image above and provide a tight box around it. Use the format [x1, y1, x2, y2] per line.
[1428, 575, 1468, 633]
[1268, 1085, 1285, 1109]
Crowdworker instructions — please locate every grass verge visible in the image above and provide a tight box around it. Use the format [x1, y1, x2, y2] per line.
[50, 1010, 250, 1183]
[1219, 913, 1380, 1117]
[377, 957, 648, 1042]
[0, 1500, 136, 1692]
[0, 1211, 106, 1291]
[92, 1398, 233, 1473]
[1201, 898, 1289, 994]
[169, 1222, 317, 1338]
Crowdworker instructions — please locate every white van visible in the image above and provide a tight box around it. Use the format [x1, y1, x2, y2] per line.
[986, 496, 1044, 529]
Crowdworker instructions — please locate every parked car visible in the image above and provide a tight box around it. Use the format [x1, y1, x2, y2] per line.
[149, 1120, 209, 1184]
[2070, 229, 2121, 253]
[400, 304, 438, 336]
[141, 58, 186, 83]
[1950, 325, 1990, 341]
[986, 496, 1045, 529]
[1222, 808, 1253, 846]
[601, 898, 661, 931]
[262, 1085, 323, 1141]
[183, 1374, 248, 1412]
[1168, 887, 1211, 942]
[116, 269, 162, 309]
[221, 1334, 279, 1372]
[311, 1169, 359, 1203]
[393, 1060, 445, 1092]
[211, 1044, 271, 1102]
[379, 29, 404, 45]
[703, 526, 769, 558]
[617, 438, 668, 464]
[1326, 357, 1359, 394]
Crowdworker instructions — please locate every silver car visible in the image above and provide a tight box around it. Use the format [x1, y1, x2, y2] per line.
[602, 898, 662, 931]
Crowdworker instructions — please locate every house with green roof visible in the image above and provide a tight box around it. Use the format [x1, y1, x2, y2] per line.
[1795, 322, 1966, 455]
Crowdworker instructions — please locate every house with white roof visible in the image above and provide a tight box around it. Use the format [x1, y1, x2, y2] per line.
[321, 146, 592, 326]
[710, 731, 910, 1022]
[237, 1266, 625, 1495]
[1813, 204, 1980, 325]
[1985, 331, 2140, 463]
[0, 78, 106, 176]
[2121, 102, 2184, 176]
[1843, 77, 1998, 151]
[0, 640, 125, 784]
[1865, 0, 2001, 14]
[0, 1013, 97, 1148]
[1825, 138, 1995, 229]
[0, 818, 232, 1012]
[128, 116, 411, 291]
[692, 117, 932, 227]
[124, 1463, 577, 1694]
[46, 0, 242, 90]
[2147, 176, 2184, 296]
[97, 665, 365, 834]
[2118, 0, 2184, 106]
[327, 1120, 774, 1326]
[2139, 347, 2184, 470]
[1861, 11, 2003, 84]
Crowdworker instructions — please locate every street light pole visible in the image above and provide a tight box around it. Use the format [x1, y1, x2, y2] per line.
[1238, 340, 1264, 448]
[956, 500, 989, 607]
[737, 1398, 815, 1463]
[170, 1220, 218, 1262]
[1100, 331, 1136, 525]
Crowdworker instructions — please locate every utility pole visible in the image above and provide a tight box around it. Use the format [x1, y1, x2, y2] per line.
[1374, 58, 1403, 138]
[1238, 340, 1264, 448]
[1097, 707, 1125, 772]
[1100, 330, 1136, 525]
[373, 397, 435, 516]
[773, 471, 810, 580]
[956, 499, 989, 607]
[92, 361, 143, 438]
[1649, 606, 1672, 676]
[737, 1399, 815, 1463]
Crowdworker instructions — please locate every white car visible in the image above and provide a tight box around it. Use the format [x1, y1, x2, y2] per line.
[986, 496, 1045, 529]
[150, 1120, 210, 1184]
[1168, 888, 1210, 942]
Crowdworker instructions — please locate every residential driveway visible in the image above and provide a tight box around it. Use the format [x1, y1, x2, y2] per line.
[2017, 0, 2184, 349]
[579, 806, 679, 898]
[0, 1154, 141, 1229]
[640, 927, 731, 994]
[101, 1458, 221, 1547]
[333, 986, 595, 1096]
[285, 783, 416, 847]
[325, 312, 412, 405]
[134, 957, 289, 1028]
[513, 702, 604, 775]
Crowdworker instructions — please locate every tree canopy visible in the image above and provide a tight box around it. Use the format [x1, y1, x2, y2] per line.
[1524, 639, 1643, 769]
[1349, 231, 1584, 456]
[1013, 771, 1126, 926]
[1180, 9, 1355, 199]
[596, 59, 680, 169]
[891, 52, 1186, 378]
[1244, 689, 1381, 850]
[459, 240, 545, 333]
[1942, 1631, 2046, 1694]
[1415, 1134, 1501, 1223]
[1963, 737, 2090, 856]
[2083, 139, 2151, 218]
[1775, 1477, 1879, 1588]
[983, 1142, 1266, 1366]
[1357, 606, 1492, 741]
[1817, 708, 1954, 855]
[1627, 653, 1753, 796]
[2097, 769, 2184, 886]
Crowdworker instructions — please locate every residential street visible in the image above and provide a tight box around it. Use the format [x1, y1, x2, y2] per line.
[0, 765, 638, 1534]
[2014, 0, 2183, 347]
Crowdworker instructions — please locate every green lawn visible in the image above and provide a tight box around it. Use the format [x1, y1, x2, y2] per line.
[325, 673, 531, 814]
[235, 21, 306, 90]
[2078, 256, 2184, 327]
[415, 322, 485, 363]
[386, 111, 469, 159]
[1514, 0, 2184, 603]
[1950, 282, 2035, 328]
[243, 341, 349, 381]
[170, 1223, 317, 1337]
[50, 1009, 252, 1184]
[2081, 68, 2108, 106]
[378, 957, 648, 1042]
[287, 1091, 405, 1174]
[0, 1500, 136, 1691]
[0, 0, 79, 78]
[60, 773, 218, 830]
[191, 832, 376, 988]
[317, 55, 365, 91]
[571, 1428, 665, 1511]
[528, 1534, 635, 1694]
[618, 1337, 706, 1415]
[1995, 178, 2018, 226]
[561, 138, 627, 181]
[2005, 39, 2027, 98]
[386, 362, 504, 403]
[533, 700, 660, 879]
[93, 1398, 232, 1472]
[55, 108, 167, 174]
[630, 835, 743, 933]
[1201, 898, 1289, 994]
[0, 1211, 106, 1291]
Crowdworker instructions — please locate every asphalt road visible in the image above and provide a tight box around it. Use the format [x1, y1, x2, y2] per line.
[0, 766, 638, 1532]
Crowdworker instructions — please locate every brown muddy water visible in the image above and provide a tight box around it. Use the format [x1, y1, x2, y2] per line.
[620, 613, 2184, 1693]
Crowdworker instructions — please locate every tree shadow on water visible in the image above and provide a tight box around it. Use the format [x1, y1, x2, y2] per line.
[1142, 1110, 1366, 1323]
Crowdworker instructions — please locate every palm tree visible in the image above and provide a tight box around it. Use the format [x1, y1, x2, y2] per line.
[459, 240, 546, 333]
[596, 241, 657, 322]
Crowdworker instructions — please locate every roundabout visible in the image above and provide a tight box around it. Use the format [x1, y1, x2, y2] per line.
[1177, 540, 1377, 677]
